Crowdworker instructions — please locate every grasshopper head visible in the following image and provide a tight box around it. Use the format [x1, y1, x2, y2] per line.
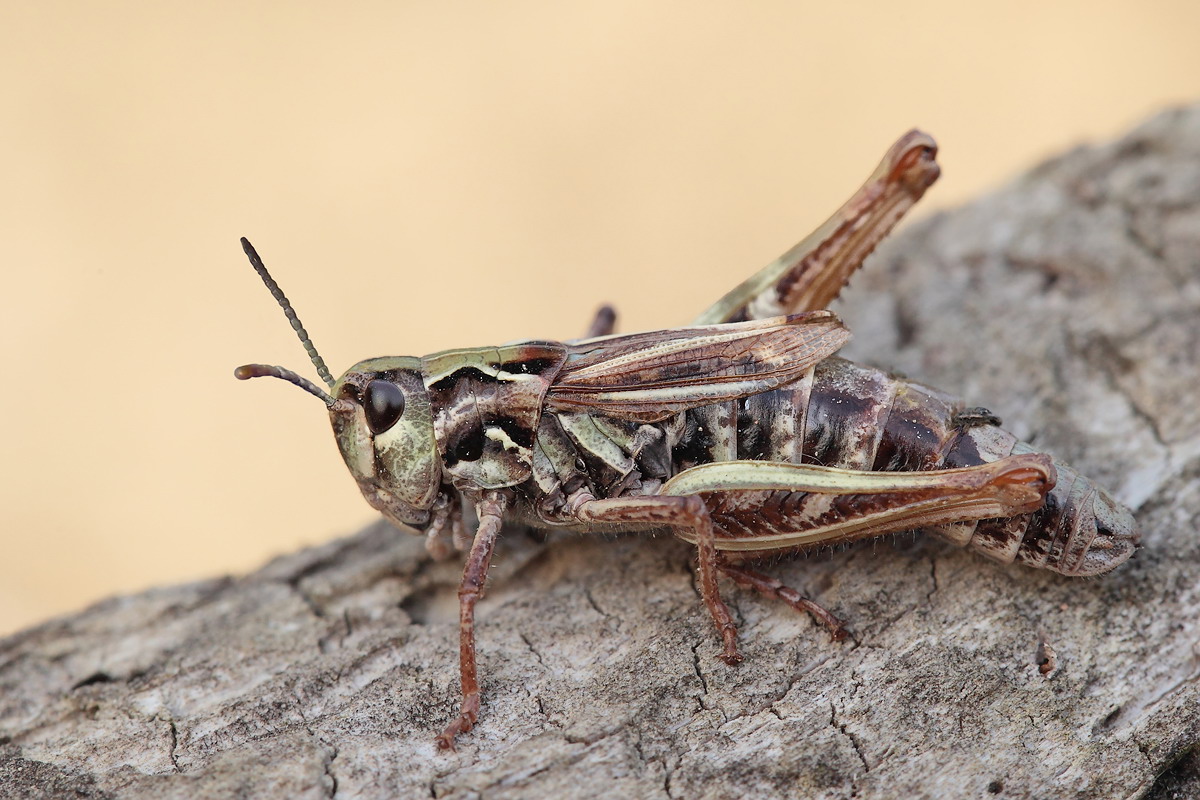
[234, 239, 440, 530]
[327, 358, 440, 525]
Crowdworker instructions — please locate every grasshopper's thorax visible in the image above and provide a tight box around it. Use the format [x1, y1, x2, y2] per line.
[421, 342, 567, 492]
[329, 356, 441, 526]
[326, 343, 569, 529]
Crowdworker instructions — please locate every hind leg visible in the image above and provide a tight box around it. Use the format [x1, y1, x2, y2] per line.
[694, 131, 940, 324]
[659, 453, 1054, 646]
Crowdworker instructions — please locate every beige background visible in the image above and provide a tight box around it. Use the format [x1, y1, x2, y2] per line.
[2, 1, 1199, 636]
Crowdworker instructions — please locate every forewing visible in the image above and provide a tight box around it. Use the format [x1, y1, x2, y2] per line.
[546, 312, 849, 422]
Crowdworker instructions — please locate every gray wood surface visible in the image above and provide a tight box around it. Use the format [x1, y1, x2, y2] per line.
[4, 107, 1200, 800]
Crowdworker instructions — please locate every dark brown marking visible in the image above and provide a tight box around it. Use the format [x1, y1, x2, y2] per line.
[969, 514, 1030, 563]
[499, 357, 561, 375]
[736, 404, 768, 461]
[444, 426, 486, 466]
[672, 411, 717, 470]
[872, 383, 958, 472]
[633, 425, 673, 478]
[802, 388, 873, 466]
[940, 431, 986, 469]
[801, 360, 894, 469]
[1015, 487, 1064, 568]
[954, 407, 1003, 429]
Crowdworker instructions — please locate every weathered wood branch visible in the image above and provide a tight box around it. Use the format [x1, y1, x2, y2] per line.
[4, 107, 1200, 800]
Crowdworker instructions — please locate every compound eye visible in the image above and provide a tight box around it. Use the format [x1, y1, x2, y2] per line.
[363, 379, 405, 435]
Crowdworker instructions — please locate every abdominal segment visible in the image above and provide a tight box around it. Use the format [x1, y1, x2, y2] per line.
[672, 357, 1068, 568]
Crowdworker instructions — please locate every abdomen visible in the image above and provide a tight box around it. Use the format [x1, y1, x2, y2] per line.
[669, 357, 1138, 576]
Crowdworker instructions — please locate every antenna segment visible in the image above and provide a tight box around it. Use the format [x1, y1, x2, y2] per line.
[233, 363, 335, 406]
[240, 237, 336, 388]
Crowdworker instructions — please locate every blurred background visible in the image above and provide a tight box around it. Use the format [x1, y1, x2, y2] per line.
[3, 1, 1199, 635]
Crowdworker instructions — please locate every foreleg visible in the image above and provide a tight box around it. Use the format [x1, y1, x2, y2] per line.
[436, 490, 508, 750]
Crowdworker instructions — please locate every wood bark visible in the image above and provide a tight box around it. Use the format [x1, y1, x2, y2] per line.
[5, 107, 1200, 800]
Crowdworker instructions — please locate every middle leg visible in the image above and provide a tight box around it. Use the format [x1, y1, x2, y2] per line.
[572, 493, 744, 664]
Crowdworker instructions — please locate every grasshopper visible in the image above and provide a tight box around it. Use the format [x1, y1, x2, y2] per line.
[236, 131, 1139, 749]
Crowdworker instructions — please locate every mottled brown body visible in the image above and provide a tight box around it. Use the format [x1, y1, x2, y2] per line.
[520, 355, 1124, 577]
[236, 129, 1139, 749]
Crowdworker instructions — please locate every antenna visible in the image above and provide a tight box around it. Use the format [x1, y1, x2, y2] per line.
[234, 363, 335, 406]
[240, 237, 336, 388]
